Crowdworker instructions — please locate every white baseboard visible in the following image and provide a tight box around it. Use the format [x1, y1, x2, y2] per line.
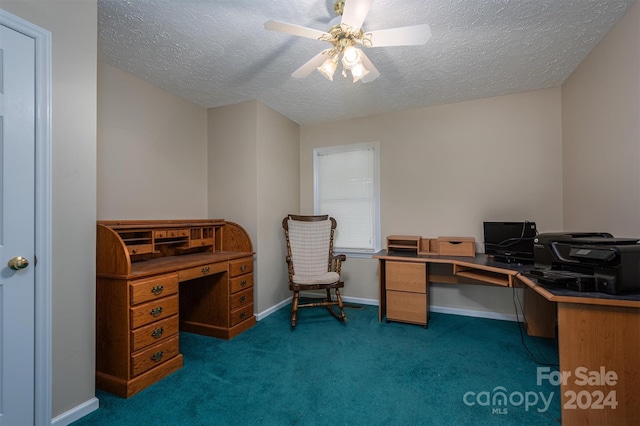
[342, 295, 378, 306]
[255, 294, 378, 321]
[255, 297, 291, 321]
[255, 297, 520, 323]
[51, 396, 99, 426]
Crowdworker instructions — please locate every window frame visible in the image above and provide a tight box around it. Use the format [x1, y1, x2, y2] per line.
[313, 142, 381, 257]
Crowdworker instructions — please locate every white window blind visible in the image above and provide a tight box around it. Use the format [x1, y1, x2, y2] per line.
[314, 143, 380, 254]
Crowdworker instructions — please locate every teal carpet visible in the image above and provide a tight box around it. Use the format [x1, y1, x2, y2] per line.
[73, 304, 560, 425]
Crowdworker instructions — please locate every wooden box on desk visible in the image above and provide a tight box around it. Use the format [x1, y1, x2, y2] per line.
[437, 237, 476, 257]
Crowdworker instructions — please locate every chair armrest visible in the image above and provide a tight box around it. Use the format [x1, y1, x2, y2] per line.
[332, 254, 346, 275]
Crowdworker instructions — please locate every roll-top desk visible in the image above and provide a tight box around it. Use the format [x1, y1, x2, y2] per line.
[96, 219, 255, 398]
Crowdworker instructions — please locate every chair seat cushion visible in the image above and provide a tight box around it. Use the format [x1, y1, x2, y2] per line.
[293, 271, 340, 285]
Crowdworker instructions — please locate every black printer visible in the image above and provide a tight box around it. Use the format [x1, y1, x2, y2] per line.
[528, 232, 640, 295]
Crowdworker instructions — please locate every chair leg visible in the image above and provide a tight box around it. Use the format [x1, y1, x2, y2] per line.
[334, 288, 347, 323]
[291, 290, 299, 328]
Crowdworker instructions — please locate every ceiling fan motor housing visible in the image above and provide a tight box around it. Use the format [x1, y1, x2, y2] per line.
[325, 19, 363, 54]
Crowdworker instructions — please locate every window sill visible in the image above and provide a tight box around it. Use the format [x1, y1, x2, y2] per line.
[336, 251, 376, 259]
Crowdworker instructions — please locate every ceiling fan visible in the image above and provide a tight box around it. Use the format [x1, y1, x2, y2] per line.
[264, 0, 431, 83]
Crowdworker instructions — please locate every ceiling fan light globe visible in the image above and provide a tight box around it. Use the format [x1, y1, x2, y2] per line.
[342, 46, 360, 69]
[317, 58, 338, 81]
[351, 62, 370, 82]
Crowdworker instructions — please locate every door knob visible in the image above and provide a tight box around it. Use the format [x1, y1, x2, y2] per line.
[8, 256, 29, 271]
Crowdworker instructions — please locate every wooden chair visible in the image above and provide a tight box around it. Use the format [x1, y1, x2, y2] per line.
[282, 214, 347, 328]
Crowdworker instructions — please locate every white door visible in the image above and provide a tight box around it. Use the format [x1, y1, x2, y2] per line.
[0, 23, 36, 426]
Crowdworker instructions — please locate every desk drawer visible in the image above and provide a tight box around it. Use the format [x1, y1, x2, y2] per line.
[178, 262, 226, 282]
[230, 274, 253, 293]
[127, 244, 153, 256]
[130, 295, 178, 329]
[437, 238, 475, 257]
[130, 273, 178, 305]
[229, 257, 253, 277]
[387, 290, 427, 325]
[386, 261, 426, 293]
[230, 304, 253, 326]
[231, 287, 253, 310]
[131, 335, 179, 377]
[189, 238, 214, 248]
[166, 229, 189, 238]
[131, 315, 179, 352]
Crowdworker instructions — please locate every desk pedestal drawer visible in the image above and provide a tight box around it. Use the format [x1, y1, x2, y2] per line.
[386, 261, 426, 293]
[231, 288, 253, 310]
[130, 273, 178, 305]
[131, 335, 180, 377]
[130, 295, 178, 329]
[231, 304, 254, 326]
[230, 257, 253, 276]
[230, 274, 253, 293]
[387, 290, 427, 326]
[131, 315, 179, 352]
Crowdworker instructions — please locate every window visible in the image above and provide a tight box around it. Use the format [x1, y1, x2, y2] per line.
[313, 142, 380, 256]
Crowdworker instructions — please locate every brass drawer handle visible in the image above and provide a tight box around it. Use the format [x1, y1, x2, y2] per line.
[151, 327, 164, 339]
[151, 285, 164, 295]
[151, 351, 164, 362]
[150, 306, 164, 317]
[240, 280, 247, 287]
[239, 312, 246, 319]
[240, 264, 247, 272]
[239, 295, 246, 303]
[201, 266, 210, 275]
[132, 249, 138, 254]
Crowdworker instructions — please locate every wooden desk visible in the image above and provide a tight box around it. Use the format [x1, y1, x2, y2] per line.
[523, 278, 640, 426]
[374, 251, 640, 426]
[96, 220, 255, 398]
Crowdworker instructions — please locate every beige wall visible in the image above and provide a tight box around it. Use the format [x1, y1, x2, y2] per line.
[97, 61, 208, 219]
[301, 88, 564, 314]
[1, 0, 98, 419]
[207, 101, 300, 313]
[562, 1, 640, 236]
[256, 103, 300, 311]
[207, 101, 258, 239]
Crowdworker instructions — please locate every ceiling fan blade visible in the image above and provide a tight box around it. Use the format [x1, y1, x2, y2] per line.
[264, 20, 329, 41]
[358, 51, 380, 83]
[341, 0, 373, 30]
[364, 24, 432, 47]
[292, 52, 330, 78]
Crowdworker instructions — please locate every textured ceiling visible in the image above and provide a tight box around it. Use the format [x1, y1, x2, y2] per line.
[98, 0, 635, 125]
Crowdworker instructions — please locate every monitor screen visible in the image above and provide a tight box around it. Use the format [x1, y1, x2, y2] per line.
[483, 221, 537, 263]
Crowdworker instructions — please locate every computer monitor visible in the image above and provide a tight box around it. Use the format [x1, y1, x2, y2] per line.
[483, 221, 537, 264]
